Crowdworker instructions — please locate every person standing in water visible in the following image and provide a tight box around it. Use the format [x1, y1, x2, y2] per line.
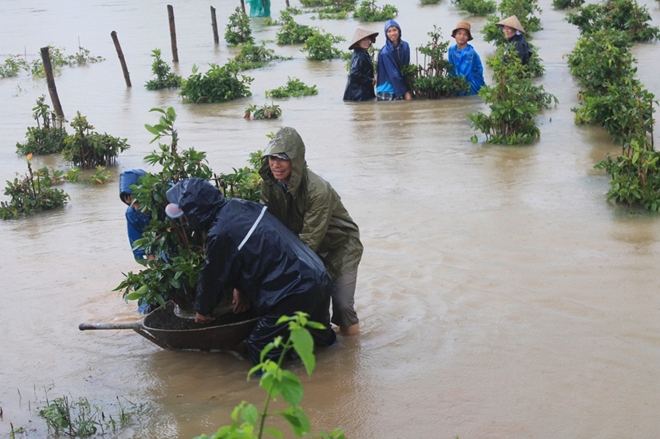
[448, 21, 485, 96]
[497, 15, 532, 66]
[343, 27, 379, 101]
[376, 19, 412, 101]
[259, 127, 364, 336]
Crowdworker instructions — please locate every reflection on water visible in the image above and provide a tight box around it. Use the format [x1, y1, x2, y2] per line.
[1, 0, 660, 438]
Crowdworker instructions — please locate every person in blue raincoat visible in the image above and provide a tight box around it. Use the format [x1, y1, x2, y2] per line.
[376, 19, 412, 101]
[119, 169, 156, 314]
[164, 178, 337, 364]
[448, 21, 485, 96]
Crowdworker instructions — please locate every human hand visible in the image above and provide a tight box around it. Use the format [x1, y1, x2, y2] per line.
[404, 92, 412, 100]
[195, 313, 215, 324]
[232, 288, 250, 314]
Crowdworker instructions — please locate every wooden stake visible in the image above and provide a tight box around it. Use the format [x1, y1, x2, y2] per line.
[167, 5, 179, 63]
[210, 6, 219, 44]
[40, 47, 64, 123]
[240, 0, 246, 14]
[110, 31, 132, 87]
[285, 0, 290, 7]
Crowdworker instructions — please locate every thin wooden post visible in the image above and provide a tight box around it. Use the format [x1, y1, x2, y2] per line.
[285, 0, 290, 7]
[240, 0, 246, 14]
[40, 46, 64, 123]
[167, 5, 179, 63]
[210, 6, 219, 44]
[110, 31, 132, 87]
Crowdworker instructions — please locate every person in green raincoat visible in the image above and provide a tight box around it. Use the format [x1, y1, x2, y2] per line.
[259, 127, 364, 336]
[246, 0, 270, 17]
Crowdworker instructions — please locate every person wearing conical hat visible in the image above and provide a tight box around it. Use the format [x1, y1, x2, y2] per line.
[448, 21, 485, 96]
[343, 28, 379, 101]
[496, 15, 532, 65]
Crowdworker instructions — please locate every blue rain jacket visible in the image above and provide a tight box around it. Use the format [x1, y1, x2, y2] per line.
[376, 19, 410, 98]
[119, 169, 150, 260]
[448, 44, 485, 96]
[166, 178, 334, 317]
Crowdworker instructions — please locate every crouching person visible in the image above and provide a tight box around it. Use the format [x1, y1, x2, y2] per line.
[164, 178, 337, 364]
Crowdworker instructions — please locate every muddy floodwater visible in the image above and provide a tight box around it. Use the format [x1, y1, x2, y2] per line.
[1, 0, 660, 438]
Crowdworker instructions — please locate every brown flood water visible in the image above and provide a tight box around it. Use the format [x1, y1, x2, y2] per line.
[1, 0, 660, 438]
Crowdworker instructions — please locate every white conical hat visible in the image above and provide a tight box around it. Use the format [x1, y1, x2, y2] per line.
[348, 28, 379, 50]
[496, 15, 525, 33]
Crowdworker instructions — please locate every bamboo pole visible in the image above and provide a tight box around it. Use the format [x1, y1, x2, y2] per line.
[210, 6, 219, 44]
[40, 47, 64, 124]
[110, 31, 132, 87]
[167, 5, 179, 63]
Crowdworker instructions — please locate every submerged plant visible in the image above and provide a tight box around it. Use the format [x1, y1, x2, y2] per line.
[276, 9, 317, 45]
[145, 48, 182, 90]
[225, 7, 254, 46]
[566, 0, 660, 41]
[452, 0, 497, 16]
[62, 112, 129, 169]
[0, 55, 29, 78]
[0, 154, 69, 220]
[16, 95, 68, 155]
[244, 103, 282, 120]
[232, 42, 291, 70]
[180, 62, 253, 103]
[302, 31, 346, 60]
[353, 0, 398, 21]
[194, 313, 345, 439]
[265, 77, 318, 98]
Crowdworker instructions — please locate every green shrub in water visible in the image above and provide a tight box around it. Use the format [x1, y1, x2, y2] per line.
[276, 10, 317, 45]
[180, 62, 253, 103]
[0, 55, 29, 78]
[353, 0, 398, 22]
[452, 0, 497, 16]
[566, 0, 660, 42]
[552, 0, 584, 10]
[265, 77, 318, 98]
[232, 42, 291, 71]
[16, 95, 68, 156]
[62, 112, 129, 169]
[145, 48, 181, 90]
[302, 31, 345, 60]
[225, 7, 254, 46]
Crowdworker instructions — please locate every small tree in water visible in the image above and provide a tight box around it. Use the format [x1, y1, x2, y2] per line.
[62, 112, 129, 168]
[225, 7, 254, 46]
[16, 95, 68, 155]
[145, 48, 181, 90]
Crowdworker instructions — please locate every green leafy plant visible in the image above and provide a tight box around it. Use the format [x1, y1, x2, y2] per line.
[145, 48, 182, 90]
[452, 0, 497, 15]
[302, 31, 346, 60]
[180, 62, 253, 103]
[353, 0, 398, 21]
[226, 7, 254, 46]
[232, 42, 291, 70]
[62, 112, 129, 169]
[30, 45, 104, 78]
[421, 0, 441, 4]
[194, 313, 345, 439]
[0, 154, 69, 220]
[276, 10, 317, 45]
[244, 103, 283, 120]
[566, 0, 660, 42]
[16, 95, 68, 155]
[265, 77, 318, 98]
[552, 0, 584, 9]
[0, 54, 29, 78]
[216, 150, 263, 202]
[314, 0, 358, 19]
[468, 53, 557, 144]
[405, 26, 470, 99]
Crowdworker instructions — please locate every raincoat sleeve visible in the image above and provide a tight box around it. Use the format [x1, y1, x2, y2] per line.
[196, 228, 236, 316]
[125, 208, 147, 260]
[299, 188, 333, 253]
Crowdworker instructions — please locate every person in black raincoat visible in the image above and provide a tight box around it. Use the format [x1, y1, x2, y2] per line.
[164, 178, 337, 364]
[343, 28, 378, 102]
[497, 15, 532, 66]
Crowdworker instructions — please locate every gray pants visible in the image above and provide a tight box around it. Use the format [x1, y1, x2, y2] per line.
[331, 270, 359, 328]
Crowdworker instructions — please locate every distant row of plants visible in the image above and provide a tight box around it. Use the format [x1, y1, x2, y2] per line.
[563, 0, 659, 211]
[0, 45, 104, 79]
[296, 0, 397, 21]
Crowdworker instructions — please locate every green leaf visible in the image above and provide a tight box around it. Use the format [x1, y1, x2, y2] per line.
[290, 328, 315, 375]
[279, 370, 303, 406]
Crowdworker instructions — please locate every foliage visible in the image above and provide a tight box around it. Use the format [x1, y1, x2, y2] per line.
[485, 41, 545, 78]
[565, 0, 660, 42]
[0, 55, 29, 78]
[421, 0, 441, 4]
[302, 31, 346, 60]
[276, 10, 317, 45]
[452, 0, 497, 16]
[244, 103, 282, 120]
[405, 26, 470, 99]
[232, 42, 291, 70]
[265, 77, 318, 98]
[62, 112, 129, 169]
[145, 48, 182, 90]
[468, 53, 557, 144]
[180, 62, 253, 103]
[194, 313, 345, 439]
[226, 7, 254, 46]
[38, 393, 141, 438]
[552, 0, 584, 10]
[16, 95, 68, 155]
[215, 150, 263, 202]
[313, 0, 358, 19]
[0, 154, 69, 220]
[566, 29, 635, 92]
[31, 45, 104, 78]
[353, 0, 398, 22]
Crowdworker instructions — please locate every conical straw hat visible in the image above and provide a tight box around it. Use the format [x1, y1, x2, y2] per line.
[348, 28, 379, 50]
[496, 15, 525, 33]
